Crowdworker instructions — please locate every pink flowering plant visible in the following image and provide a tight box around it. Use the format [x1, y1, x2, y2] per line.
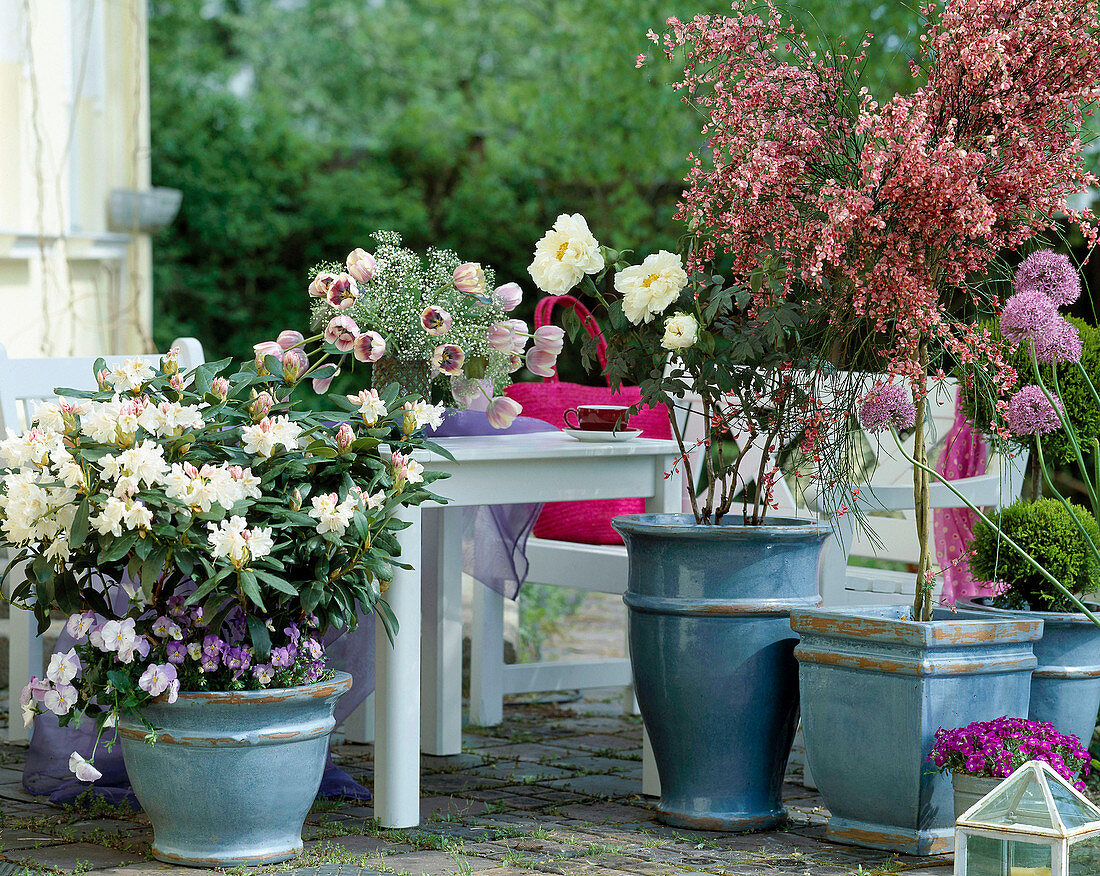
[307, 230, 561, 427]
[929, 717, 1091, 790]
[1, 344, 446, 781]
[647, 0, 1100, 617]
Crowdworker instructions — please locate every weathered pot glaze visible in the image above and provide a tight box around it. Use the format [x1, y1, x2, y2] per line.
[614, 513, 828, 831]
[791, 606, 1041, 855]
[952, 772, 1000, 821]
[118, 672, 351, 867]
[965, 598, 1100, 745]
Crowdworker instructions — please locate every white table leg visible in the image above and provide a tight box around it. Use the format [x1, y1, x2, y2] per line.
[421, 507, 464, 755]
[7, 599, 39, 743]
[636, 454, 679, 796]
[469, 581, 504, 727]
[374, 505, 423, 828]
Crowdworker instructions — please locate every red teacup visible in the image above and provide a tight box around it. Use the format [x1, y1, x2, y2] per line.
[564, 404, 632, 432]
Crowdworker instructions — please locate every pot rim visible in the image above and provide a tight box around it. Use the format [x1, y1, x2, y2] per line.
[964, 596, 1100, 622]
[790, 604, 1043, 645]
[145, 670, 352, 706]
[612, 512, 829, 540]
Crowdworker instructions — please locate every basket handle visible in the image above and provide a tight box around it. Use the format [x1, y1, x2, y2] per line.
[532, 294, 609, 385]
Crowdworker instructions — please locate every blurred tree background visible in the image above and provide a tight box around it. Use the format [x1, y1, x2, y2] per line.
[147, 1, 962, 363]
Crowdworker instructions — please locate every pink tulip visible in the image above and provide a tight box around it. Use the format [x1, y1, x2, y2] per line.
[432, 344, 466, 376]
[353, 330, 386, 363]
[508, 319, 530, 355]
[493, 282, 523, 312]
[421, 306, 453, 336]
[276, 330, 305, 351]
[335, 423, 355, 453]
[487, 323, 515, 353]
[282, 348, 309, 383]
[253, 341, 285, 373]
[533, 326, 565, 355]
[324, 315, 359, 352]
[453, 262, 486, 296]
[507, 353, 524, 374]
[346, 248, 376, 284]
[486, 396, 522, 429]
[526, 348, 557, 378]
[309, 271, 337, 299]
[325, 273, 359, 311]
[312, 368, 339, 394]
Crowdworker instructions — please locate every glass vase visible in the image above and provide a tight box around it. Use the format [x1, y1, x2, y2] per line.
[372, 356, 432, 400]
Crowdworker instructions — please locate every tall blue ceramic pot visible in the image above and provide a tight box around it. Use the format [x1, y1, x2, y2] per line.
[118, 672, 351, 867]
[964, 598, 1100, 745]
[791, 606, 1041, 855]
[613, 513, 828, 831]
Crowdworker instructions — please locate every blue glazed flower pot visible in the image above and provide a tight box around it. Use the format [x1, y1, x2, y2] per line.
[965, 598, 1100, 745]
[791, 606, 1041, 855]
[118, 671, 351, 867]
[613, 513, 828, 831]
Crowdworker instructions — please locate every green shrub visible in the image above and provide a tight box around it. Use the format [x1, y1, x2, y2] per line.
[962, 316, 1100, 465]
[969, 498, 1100, 611]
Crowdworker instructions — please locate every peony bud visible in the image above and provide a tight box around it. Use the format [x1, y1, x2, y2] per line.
[493, 282, 523, 312]
[487, 323, 515, 353]
[211, 377, 230, 400]
[253, 341, 284, 374]
[282, 348, 309, 384]
[276, 330, 305, 351]
[432, 344, 465, 376]
[325, 273, 359, 311]
[346, 248, 376, 284]
[526, 348, 557, 378]
[453, 262, 487, 297]
[486, 396, 522, 429]
[309, 271, 337, 299]
[353, 330, 386, 363]
[421, 306, 453, 336]
[533, 326, 565, 355]
[324, 315, 359, 352]
[335, 422, 355, 453]
[249, 391, 274, 421]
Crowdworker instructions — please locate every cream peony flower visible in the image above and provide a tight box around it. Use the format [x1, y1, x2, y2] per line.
[615, 251, 688, 324]
[661, 313, 700, 350]
[528, 213, 605, 294]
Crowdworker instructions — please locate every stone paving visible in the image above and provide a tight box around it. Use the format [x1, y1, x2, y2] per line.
[0, 700, 954, 876]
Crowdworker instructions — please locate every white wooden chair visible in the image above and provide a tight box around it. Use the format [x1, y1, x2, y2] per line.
[804, 375, 1028, 607]
[1, 338, 205, 742]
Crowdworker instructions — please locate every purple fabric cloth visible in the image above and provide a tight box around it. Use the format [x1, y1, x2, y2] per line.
[23, 410, 557, 806]
[934, 398, 991, 606]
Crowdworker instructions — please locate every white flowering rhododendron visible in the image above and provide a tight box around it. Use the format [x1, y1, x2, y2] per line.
[2, 344, 445, 782]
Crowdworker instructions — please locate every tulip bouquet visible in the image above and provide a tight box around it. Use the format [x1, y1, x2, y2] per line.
[305, 230, 564, 427]
[4, 341, 446, 780]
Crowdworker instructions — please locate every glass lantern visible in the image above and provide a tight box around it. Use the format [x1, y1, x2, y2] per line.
[955, 761, 1100, 876]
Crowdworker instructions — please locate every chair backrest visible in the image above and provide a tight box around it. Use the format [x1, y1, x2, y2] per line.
[0, 338, 206, 434]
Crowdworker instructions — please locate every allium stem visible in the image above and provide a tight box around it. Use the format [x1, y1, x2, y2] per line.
[912, 340, 933, 622]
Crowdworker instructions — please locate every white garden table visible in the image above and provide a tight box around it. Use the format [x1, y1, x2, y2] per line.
[369, 432, 681, 828]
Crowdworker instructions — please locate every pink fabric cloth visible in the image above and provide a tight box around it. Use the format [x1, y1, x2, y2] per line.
[934, 398, 992, 605]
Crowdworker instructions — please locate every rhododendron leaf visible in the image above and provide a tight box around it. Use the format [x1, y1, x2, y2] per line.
[253, 569, 297, 596]
[69, 498, 90, 550]
[376, 599, 399, 646]
[238, 569, 265, 611]
[246, 615, 271, 662]
[99, 532, 138, 564]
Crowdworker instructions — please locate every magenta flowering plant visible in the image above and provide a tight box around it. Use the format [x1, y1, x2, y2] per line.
[2, 342, 447, 782]
[305, 230, 560, 426]
[929, 716, 1091, 790]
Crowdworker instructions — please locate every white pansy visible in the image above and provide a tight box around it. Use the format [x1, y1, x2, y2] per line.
[68, 751, 102, 783]
[22, 700, 37, 728]
[46, 648, 80, 685]
[528, 213, 605, 294]
[661, 313, 700, 350]
[614, 250, 689, 325]
[43, 683, 78, 716]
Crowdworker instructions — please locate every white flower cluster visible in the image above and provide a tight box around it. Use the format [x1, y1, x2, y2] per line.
[207, 516, 275, 567]
[308, 487, 383, 538]
[241, 416, 303, 458]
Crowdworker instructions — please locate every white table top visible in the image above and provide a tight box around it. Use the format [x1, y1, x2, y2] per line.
[422, 431, 681, 463]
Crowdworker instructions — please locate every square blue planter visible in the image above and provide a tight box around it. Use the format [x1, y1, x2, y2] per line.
[790, 605, 1042, 855]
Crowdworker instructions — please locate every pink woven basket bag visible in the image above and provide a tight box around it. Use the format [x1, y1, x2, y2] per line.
[504, 295, 671, 545]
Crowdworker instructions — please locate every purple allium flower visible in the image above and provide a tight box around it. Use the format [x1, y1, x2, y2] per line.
[1034, 317, 1083, 364]
[859, 383, 916, 433]
[1015, 249, 1082, 306]
[166, 641, 187, 664]
[271, 646, 294, 669]
[1000, 290, 1058, 346]
[1007, 385, 1066, 437]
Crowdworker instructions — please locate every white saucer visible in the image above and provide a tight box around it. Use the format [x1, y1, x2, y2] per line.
[563, 428, 643, 443]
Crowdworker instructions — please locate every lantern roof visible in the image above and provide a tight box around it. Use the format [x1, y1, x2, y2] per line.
[957, 761, 1100, 838]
